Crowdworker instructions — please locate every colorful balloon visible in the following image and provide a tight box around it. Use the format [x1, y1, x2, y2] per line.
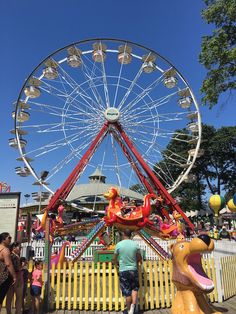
[227, 199, 236, 212]
[233, 193, 236, 206]
[208, 195, 225, 216]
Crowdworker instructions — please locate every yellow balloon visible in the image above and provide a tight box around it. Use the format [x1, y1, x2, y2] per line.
[209, 195, 225, 216]
[227, 199, 236, 212]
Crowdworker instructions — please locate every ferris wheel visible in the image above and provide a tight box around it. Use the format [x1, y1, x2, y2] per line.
[9, 38, 202, 199]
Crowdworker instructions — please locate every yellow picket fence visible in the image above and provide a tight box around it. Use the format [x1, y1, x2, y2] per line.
[4, 256, 233, 311]
[221, 255, 236, 300]
[46, 258, 218, 311]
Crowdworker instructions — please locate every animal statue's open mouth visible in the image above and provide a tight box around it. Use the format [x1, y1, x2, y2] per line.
[187, 252, 214, 292]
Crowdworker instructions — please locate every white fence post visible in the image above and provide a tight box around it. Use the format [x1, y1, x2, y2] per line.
[214, 257, 223, 302]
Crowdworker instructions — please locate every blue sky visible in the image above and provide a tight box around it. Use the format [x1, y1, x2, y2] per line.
[0, 0, 235, 204]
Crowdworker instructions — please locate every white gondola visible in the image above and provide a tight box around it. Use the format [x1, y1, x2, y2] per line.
[9, 138, 27, 149]
[179, 163, 190, 169]
[184, 174, 196, 183]
[16, 156, 34, 162]
[15, 166, 31, 177]
[187, 111, 198, 120]
[67, 55, 82, 67]
[142, 61, 156, 73]
[118, 45, 132, 64]
[187, 122, 198, 133]
[10, 128, 28, 135]
[163, 69, 177, 88]
[13, 101, 30, 110]
[178, 96, 192, 109]
[142, 54, 157, 73]
[12, 111, 30, 123]
[43, 59, 58, 79]
[92, 43, 107, 62]
[178, 88, 191, 108]
[43, 66, 58, 80]
[67, 47, 82, 67]
[188, 148, 204, 158]
[24, 86, 41, 98]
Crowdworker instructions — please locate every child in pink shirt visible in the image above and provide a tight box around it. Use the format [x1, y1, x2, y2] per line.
[30, 261, 43, 314]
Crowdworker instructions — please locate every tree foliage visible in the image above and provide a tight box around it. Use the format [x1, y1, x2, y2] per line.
[199, 0, 236, 107]
[129, 183, 147, 195]
[154, 125, 236, 212]
[197, 125, 236, 195]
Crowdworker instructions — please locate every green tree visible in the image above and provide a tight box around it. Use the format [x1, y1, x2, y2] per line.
[199, 0, 236, 107]
[129, 183, 146, 195]
[154, 125, 236, 211]
[197, 125, 236, 195]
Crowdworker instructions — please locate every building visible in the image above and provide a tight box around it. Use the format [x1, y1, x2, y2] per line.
[20, 168, 144, 218]
[66, 168, 144, 214]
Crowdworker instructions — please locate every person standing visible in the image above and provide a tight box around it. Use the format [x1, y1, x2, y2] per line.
[20, 257, 29, 314]
[113, 229, 142, 314]
[6, 242, 23, 314]
[219, 226, 231, 240]
[0, 233, 17, 313]
[30, 261, 43, 314]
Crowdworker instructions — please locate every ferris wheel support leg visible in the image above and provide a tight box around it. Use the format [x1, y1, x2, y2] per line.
[112, 132, 170, 219]
[115, 123, 194, 230]
[46, 122, 109, 211]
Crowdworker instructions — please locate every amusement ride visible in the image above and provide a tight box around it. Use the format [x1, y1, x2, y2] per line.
[10, 38, 203, 261]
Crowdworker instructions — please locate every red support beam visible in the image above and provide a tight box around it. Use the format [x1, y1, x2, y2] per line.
[47, 122, 109, 211]
[113, 132, 170, 219]
[114, 122, 194, 230]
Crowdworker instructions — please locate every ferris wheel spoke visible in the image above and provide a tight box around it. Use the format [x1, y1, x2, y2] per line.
[118, 64, 144, 110]
[56, 73, 99, 114]
[126, 112, 184, 125]
[150, 157, 175, 179]
[46, 131, 102, 182]
[38, 82, 93, 114]
[39, 77, 99, 116]
[113, 55, 125, 107]
[28, 100, 67, 115]
[126, 91, 179, 120]
[129, 134, 189, 171]
[153, 165, 175, 187]
[80, 55, 107, 110]
[46, 150, 80, 180]
[123, 116, 159, 127]
[39, 79, 73, 98]
[56, 62, 80, 89]
[56, 62, 105, 113]
[57, 61, 101, 105]
[100, 50, 111, 108]
[57, 70, 78, 98]
[26, 127, 97, 158]
[126, 124, 196, 144]
[121, 73, 165, 114]
[157, 159, 176, 182]
[157, 129, 197, 143]
[29, 88, 101, 120]
[111, 134, 122, 188]
[22, 120, 99, 133]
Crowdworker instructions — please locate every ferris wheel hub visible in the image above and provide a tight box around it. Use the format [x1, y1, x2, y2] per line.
[104, 107, 120, 122]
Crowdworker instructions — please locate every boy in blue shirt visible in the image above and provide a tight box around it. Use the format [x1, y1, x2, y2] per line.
[113, 229, 142, 314]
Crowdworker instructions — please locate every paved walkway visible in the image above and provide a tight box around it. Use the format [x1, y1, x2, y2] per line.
[2, 296, 236, 313]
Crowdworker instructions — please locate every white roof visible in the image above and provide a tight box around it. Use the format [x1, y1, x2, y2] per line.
[67, 182, 144, 203]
